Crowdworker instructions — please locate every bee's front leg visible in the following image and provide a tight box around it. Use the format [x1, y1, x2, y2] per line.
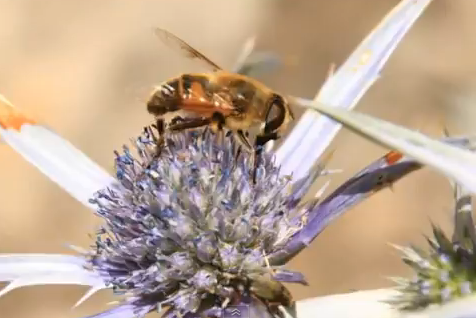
[153, 118, 166, 157]
[210, 112, 226, 147]
[233, 129, 252, 165]
[142, 118, 166, 173]
[210, 112, 226, 133]
[253, 132, 279, 184]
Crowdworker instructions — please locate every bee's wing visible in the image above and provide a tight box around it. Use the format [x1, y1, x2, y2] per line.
[231, 36, 257, 74]
[154, 28, 223, 72]
[232, 36, 286, 77]
[155, 28, 283, 77]
[234, 52, 283, 77]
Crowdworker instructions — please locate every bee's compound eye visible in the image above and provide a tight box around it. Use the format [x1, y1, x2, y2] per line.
[268, 98, 284, 119]
[264, 94, 286, 133]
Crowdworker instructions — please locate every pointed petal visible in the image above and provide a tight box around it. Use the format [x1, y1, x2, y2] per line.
[423, 294, 476, 318]
[0, 272, 105, 298]
[82, 304, 153, 318]
[0, 253, 89, 280]
[390, 243, 426, 265]
[451, 182, 476, 248]
[0, 95, 115, 209]
[277, 0, 433, 180]
[301, 101, 476, 194]
[270, 152, 418, 264]
[286, 161, 330, 208]
[0, 254, 105, 297]
[73, 285, 106, 309]
[296, 289, 401, 318]
[296, 288, 476, 318]
[269, 136, 474, 265]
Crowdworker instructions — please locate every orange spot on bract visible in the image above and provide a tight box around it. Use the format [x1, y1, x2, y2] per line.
[0, 112, 37, 130]
[0, 97, 37, 130]
[384, 150, 404, 165]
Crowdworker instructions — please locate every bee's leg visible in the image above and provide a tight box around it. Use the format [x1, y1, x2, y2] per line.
[168, 117, 212, 132]
[233, 129, 253, 166]
[253, 131, 279, 184]
[143, 118, 166, 172]
[153, 118, 166, 158]
[210, 112, 226, 147]
[170, 115, 185, 126]
[235, 129, 253, 151]
[234, 146, 242, 164]
[201, 126, 210, 141]
[210, 112, 226, 133]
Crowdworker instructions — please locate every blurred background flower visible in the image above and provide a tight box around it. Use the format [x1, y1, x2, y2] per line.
[1, 0, 476, 317]
[391, 183, 476, 311]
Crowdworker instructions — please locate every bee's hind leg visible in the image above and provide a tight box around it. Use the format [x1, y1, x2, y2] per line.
[253, 132, 279, 184]
[168, 117, 212, 131]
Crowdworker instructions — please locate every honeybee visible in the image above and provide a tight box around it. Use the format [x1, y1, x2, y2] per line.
[148, 28, 295, 183]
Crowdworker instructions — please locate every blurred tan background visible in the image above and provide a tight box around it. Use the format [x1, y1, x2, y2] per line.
[1, 0, 476, 317]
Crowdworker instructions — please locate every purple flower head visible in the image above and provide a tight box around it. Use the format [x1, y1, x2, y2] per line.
[87, 127, 320, 317]
[85, 127, 472, 317]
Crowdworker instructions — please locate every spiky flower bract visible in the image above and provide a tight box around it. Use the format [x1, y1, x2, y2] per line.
[391, 225, 476, 310]
[85, 127, 320, 317]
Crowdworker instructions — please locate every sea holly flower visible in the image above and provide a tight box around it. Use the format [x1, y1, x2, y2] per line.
[0, 1, 446, 317]
[82, 127, 327, 317]
[390, 182, 476, 311]
[79, 127, 472, 318]
[2, 99, 437, 318]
